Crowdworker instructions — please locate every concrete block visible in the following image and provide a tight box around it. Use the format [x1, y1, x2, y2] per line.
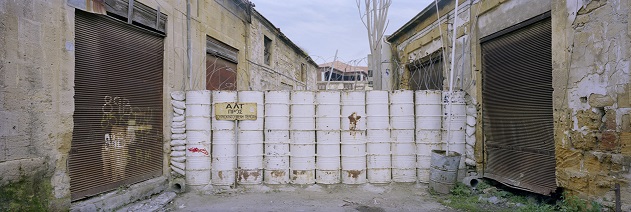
[622, 114, 631, 132]
[71, 176, 167, 212]
[618, 84, 630, 108]
[556, 168, 589, 193]
[621, 132, 631, 154]
[0, 157, 47, 185]
[556, 148, 583, 170]
[589, 94, 615, 108]
[599, 130, 619, 151]
[17, 18, 44, 60]
[570, 130, 597, 150]
[0, 111, 19, 136]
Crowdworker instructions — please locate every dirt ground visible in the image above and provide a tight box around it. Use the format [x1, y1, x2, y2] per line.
[164, 183, 458, 212]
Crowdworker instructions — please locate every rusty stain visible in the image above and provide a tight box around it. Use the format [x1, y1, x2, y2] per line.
[238, 169, 260, 182]
[271, 170, 286, 177]
[347, 170, 361, 179]
[292, 170, 311, 181]
[218, 170, 224, 180]
[348, 112, 361, 131]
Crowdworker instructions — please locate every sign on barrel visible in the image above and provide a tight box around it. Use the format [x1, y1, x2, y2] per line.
[215, 102, 257, 120]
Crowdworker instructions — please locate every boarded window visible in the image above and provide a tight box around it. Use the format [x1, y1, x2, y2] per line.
[206, 36, 238, 90]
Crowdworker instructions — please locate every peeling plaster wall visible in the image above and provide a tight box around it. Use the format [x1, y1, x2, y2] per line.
[389, 0, 556, 190]
[553, 0, 631, 209]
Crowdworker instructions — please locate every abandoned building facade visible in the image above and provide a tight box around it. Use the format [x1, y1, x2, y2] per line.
[0, 0, 630, 210]
[317, 61, 371, 90]
[0, 0, 317, 209]
[387, 0, 630, 209]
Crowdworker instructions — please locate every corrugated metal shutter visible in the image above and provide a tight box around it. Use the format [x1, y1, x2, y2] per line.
[69, 10, 164, 200]
[206, 36, 238, 90]
[206, 54, 237, 90]
[481, 15, 555, 195]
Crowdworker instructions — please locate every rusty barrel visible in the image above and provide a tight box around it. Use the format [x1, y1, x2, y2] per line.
[429, 150, 461, 194]
[237, 91, 264, 185]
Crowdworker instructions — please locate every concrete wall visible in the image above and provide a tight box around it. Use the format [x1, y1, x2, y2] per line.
[553, 0, 631, 209]
[0, 0, 317, 210]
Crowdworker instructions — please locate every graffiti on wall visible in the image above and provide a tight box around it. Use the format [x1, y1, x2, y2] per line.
[100, 96, 155, 180]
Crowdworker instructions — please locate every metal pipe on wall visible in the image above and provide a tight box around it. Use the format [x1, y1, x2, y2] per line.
[187, 0, 193, 90]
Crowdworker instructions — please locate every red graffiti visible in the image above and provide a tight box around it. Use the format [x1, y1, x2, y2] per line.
[187, 147, 209, 156]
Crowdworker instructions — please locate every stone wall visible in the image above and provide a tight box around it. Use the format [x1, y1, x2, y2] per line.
[552, 0, 631, 209]
[0, 0, 74, 209]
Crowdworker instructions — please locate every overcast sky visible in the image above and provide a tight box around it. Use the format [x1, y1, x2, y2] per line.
[251, 0, 434, 66]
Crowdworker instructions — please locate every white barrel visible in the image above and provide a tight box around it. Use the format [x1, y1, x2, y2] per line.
[442, 130, 466, 174]
[415, 90, 442, 130]
[316, 91, 341, 130]
[237, 130, 263, 185]
[442, 91, 467, 180]
[186, 142, 211, 157]
[316, 130, 341, 184]
[186, 130, 211, 144]
[238, 91, 264, 131]
[290, 91, 315, 130]
[265, 91, 290, 130]
[416, 141, 442, 183]
[186, 104, 211, 117]
[186, 155, 211, 170]
[290, 131, 316, 184]
[391, 129, 416, 182]
[366, 91, 389, 130]
[390, 90, 415, 130]
[185, 117, 211, 131]
[415, 128, 441, 183]
[211, 130, 236, 186]
[366, 129, 391, 183]
[186, 90, 211, 105]
[341, 130, 367, 184]
[341, 91, 366, 131]
[212, 91, 237, 130]
[185, 142, 211, 186]
[442, 91, 466, 131]
[264, 130, 290, 184]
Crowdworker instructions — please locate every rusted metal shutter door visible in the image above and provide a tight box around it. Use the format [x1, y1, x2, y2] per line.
[481, 15, 555, 195]
[69, 10, 164, 200]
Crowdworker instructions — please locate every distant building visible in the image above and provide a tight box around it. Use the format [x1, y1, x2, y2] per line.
[317, 61, 371, 90]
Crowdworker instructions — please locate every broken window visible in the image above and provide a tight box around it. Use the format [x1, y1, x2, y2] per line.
[300, 63, 307, 82]
[264, 36, 272, 65]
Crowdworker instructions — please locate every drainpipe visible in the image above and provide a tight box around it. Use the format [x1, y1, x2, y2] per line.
[446, 0, 459, 155]
[187, 0, 193, 90]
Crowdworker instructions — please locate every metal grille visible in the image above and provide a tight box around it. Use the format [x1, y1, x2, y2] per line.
[407, 52, 443, 90]
[69, 10, 164, 201]
[481, 17, 555, 195]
